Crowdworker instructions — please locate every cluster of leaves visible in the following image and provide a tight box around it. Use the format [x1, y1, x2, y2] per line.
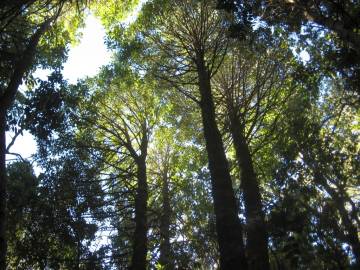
[3, 0, 360, 269]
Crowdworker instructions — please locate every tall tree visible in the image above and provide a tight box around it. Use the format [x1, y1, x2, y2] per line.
[0, 18, 53, 269]
[149, 128, 176, 270]
[138, 0, 248, 268]
[212, 36, 294, 269]
[268, 73, 359, 268]
[76, 69, 161, 269]
[5, 72, 106, 269]
[0, 1, 92, 266]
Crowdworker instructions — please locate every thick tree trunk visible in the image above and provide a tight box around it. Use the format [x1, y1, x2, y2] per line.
[0, 109, 6, 270]
[196, 58, 247, 270]
[159, 171, 173, 270]
[229, 114, 269, 270]
[130, 158, 148, 270]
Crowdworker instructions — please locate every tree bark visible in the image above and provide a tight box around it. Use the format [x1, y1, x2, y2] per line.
[130, 158, 148, 270]
[229, 113, 269, 270]
[196, 57, 248, 270]
[159, 170, 173, 270]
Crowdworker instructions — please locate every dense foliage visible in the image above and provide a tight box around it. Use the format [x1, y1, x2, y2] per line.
[1, 0, 359, 269]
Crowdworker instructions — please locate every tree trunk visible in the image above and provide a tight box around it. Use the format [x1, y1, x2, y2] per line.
[229, 114, 269, 270]
[196, 57, 248, 270]
[130, 158, 148, 270]
[159, 171, 173, 270]
[0, 109, 6, 270]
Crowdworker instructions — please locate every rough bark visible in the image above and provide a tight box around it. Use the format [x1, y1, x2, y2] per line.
[196, 57, 248, 270]
[159, 170, 173, 270]
[130, 158, 148, 270]
[229, 114, 269, 270]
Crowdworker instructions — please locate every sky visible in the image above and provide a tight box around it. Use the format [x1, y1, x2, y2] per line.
[6, 14, 111, 162]
[63, 15, 112, 84]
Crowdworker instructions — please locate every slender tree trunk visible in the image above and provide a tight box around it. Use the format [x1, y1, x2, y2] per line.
[130, 158, 148, 270]
[159, 170, 173, 270]
[196, 57, 247, 270]
[0, 109, 6, 270]
[229, 114, 269, 270]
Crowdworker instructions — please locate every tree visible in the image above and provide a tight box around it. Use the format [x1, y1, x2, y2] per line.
[5, 71, 107, 269]
[211, 32, 294, 269]
[268, 73, 359, 268]
[75, 68, 161, 269]
[5, 156, 105, 270]
[138, 0, 248, 268]
[148, 128, 176, 270]
[0, 1, 89, 267]
[1, 1, 140, 266]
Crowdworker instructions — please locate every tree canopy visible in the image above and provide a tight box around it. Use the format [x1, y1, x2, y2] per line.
[1, 0, 359, 269]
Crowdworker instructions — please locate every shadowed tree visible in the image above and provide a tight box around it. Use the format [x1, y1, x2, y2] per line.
[0, 13, 57, 270]
[0, 1, 90, 267]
